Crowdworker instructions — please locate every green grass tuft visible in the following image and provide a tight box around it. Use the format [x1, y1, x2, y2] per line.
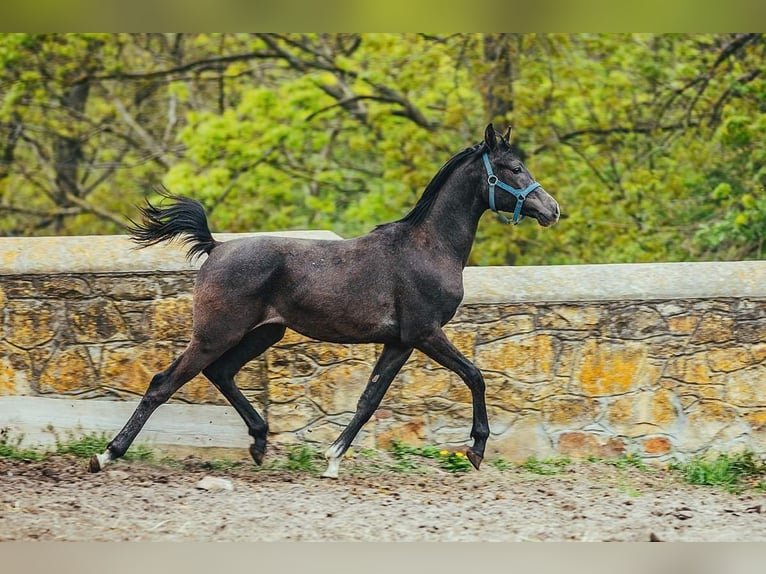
[670, 451, 766, 493]
[0, 428, 42, 461]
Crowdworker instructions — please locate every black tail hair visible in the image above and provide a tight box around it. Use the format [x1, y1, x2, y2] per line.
[127, 186, 219, 261]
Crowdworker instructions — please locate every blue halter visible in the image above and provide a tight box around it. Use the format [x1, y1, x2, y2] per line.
[482, 152, 541, 225]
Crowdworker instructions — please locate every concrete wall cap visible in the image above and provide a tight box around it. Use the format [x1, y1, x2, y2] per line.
[2, 234, 764, 302]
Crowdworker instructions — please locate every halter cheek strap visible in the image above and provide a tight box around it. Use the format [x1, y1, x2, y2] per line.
[482, 153, 541, 225]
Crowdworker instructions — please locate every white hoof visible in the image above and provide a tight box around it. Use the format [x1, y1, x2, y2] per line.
[321, 458, 340, 479]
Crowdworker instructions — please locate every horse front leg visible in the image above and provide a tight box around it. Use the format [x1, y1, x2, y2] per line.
[321, 343, 413, 479]
[415, 329, 489, 470]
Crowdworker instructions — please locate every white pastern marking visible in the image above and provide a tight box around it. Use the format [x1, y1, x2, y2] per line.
[325, 443, 344, 460]
[322, 443, 344, 479]
[96, 451, 112, 470]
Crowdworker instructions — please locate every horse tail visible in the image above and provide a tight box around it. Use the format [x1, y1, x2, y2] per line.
[127, 186, 220, 261]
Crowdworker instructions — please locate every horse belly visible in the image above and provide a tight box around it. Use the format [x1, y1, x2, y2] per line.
[275, 287, 399, 344]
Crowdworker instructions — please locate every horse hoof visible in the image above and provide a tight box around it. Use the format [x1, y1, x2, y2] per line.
[466, 449, 483, 470]
[249, 444, 265, 466]
[89, 454, 102, 473]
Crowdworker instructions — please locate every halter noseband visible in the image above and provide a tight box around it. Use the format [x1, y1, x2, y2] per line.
[482, 152, 541, 225]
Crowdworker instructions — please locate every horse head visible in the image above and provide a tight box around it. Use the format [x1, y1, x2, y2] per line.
[480, 124, 560, 227]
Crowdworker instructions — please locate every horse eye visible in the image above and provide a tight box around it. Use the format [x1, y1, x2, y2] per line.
[511, 167, 522, 174]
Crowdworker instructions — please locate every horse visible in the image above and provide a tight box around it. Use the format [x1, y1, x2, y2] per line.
[89, 124, 560, 479]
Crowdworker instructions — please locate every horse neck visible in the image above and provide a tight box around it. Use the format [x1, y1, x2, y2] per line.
[410, 172, 485, 267]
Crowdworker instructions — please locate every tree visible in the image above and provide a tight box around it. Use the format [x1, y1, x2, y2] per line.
[1, 33, 764, 265]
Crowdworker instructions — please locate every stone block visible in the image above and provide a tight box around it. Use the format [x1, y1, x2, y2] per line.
[667, 314, 700, 335]
[68, 300, 128, 343]
[37, 277, 91, 298]
[541, 395, 598, 428]
[485, 413, 554, 462]
[574, 340, 650, 396]
[604, 305, 666, 339]
[477, 314, 535, 343]
[307, 361, 369, 415]
[642, 436, 672, 455]
[0, 343, 31, 395]
[557, 431, 625, 459]
[375, 418, 426, 450]
[537, 305, 601, 331]
[149, 295, 193, 341]
[723, 368, 766, 407]
[475, 333, 556, 383]
[691, 314, 735, 344]
[94, 276, 160, 300]
[4, 300, 58, 348]
[38, 346, 97, 395]
[605, 389, 679, 436]
[707, 347, 758, 373]
[267, 398, 323, 433]
[664, 352, 712, 385]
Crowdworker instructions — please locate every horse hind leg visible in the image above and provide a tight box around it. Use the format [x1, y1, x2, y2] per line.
[202, 324, 286, 466]
[322, 343, 412, 479]
[89, 336, 238, 473]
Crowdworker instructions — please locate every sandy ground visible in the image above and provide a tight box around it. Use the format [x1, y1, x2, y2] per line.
[1, 448, 765, 542]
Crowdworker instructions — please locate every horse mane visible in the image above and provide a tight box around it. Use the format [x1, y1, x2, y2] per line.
[377, 141, 486, 230]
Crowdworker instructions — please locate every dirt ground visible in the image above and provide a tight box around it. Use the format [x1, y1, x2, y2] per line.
[1, 447, 765, 542]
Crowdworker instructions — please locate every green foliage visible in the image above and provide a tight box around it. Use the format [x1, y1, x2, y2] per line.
[488, 456, 513, 471]
[49, 428, 153, 462]
[283, 444, 322, 472]
[521, 456, 572, 475]
[670, 451, 766, 493]
[388, 440, 472, 473]
[1, 33, 764, 263]
[0, 428, 42, 461]
[588, 453, 650, 472]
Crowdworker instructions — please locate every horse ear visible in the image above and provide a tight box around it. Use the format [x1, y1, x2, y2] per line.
[484, 123, 497, 151]
[503, 126, 513, 143]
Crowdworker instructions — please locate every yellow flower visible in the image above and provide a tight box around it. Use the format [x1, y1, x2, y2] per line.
[455, 452, 465, 458]
[439, 450, 449, 457]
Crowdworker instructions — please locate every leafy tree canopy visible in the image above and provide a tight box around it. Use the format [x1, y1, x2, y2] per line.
[1, 33, 763, 265]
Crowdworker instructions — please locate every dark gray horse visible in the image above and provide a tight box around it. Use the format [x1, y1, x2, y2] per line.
[89, 124, 560, 478]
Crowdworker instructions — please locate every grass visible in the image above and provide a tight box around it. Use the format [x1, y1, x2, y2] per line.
[46, 427, 154, 462]
[388, 440, 473, 473]
[282, 444, 322, 473]
[520, 456, 572, 475]
[670, 451, 766, 493]
[5, 426, 766, 493]
[0, 428, 43, 461]
[587, 453, 650, 472]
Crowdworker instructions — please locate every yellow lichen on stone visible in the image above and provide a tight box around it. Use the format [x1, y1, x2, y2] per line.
[481, 315, 535, 341]
[269, 379, 307, 404]
[149, 295, 193, 341]
[541, 396, 596, 427]
[537, 305, 601, 330]
[665, 353, 712, 384]
[0, 346, 31, 396]
[475, 334, 556, 382]
[69, 300, 127, 342]
[375, 419, 426, 450]
[667, 314, 699, 335]
[6, 301, 57, 348]
[38, 347, 96, 394]
[575, 340, 647, 396]
[725, 372, 766, 407]
[307, 362, 369, 414]
[176, 374, 222, 405]
[706, 347, 755, 372]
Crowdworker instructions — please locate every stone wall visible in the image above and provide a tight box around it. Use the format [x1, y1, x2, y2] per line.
[1, 234, 765, 462]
